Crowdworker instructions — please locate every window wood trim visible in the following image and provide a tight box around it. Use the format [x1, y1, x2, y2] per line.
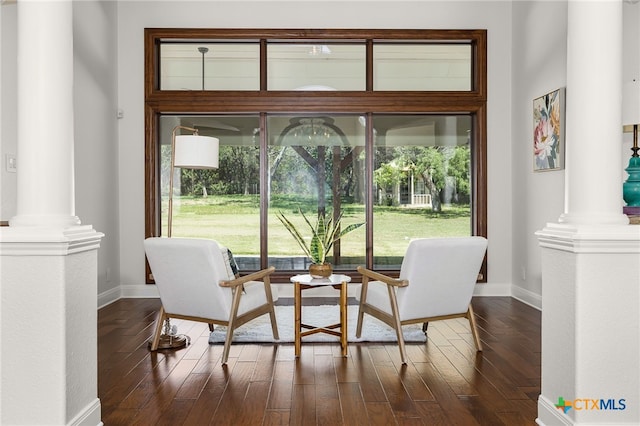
[144, 28, 488, 283]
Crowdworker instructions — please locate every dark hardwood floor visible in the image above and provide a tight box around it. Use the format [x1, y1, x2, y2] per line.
[98, 297, 540, 425]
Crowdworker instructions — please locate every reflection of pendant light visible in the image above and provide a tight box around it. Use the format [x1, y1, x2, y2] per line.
[198, 46, 208, 90]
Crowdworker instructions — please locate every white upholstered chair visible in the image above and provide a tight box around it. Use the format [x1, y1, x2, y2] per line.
[356, 236, 488, 364]
[144, 237, 279, 364]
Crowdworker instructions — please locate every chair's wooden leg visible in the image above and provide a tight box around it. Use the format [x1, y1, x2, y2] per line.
[356, 280, 368, 338]
[263, 276, 279, 340]
[294, 281, 302, 357]
[387, 285, 407, 364]
[208, 323, 215, 332]
[221, 332, 233, 365]
[222, 287, 243, 365]
[150, 306, 167, 351]
[467, 304, 483, 352]
[268, 304, 279, 340]
[339, 281, 348, 357]
[422, 322, 429, 333]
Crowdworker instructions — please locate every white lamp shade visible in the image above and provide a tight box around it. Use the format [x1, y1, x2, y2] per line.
[174, 135, 219, 169]
[623, 79, 640, 127]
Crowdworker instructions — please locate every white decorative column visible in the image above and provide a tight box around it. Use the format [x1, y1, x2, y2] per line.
[0, 1, 103, 425]
[536, 1, 640, 425]
[10, 0, 79, 228]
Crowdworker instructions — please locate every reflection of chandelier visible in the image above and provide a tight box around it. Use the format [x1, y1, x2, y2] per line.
[293, 118, 332, 141]
[282, 117, 344, 146]
[308, 45, 331, 56]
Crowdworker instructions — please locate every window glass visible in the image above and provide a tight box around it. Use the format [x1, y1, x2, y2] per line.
[372, 115, 472, 269]
[160, 43, 260, 90]
[147, 29, 487, 281]
[374, 44, 472, 91]
[267, 44, 366, 91]
[267, 115, 366, 272]
[159, 115, 261, 270]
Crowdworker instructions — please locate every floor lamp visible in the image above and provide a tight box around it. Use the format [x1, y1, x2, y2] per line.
[155, 125, 219, 349]
[168, 125, 219, 237]
[623, 79, 640, 221]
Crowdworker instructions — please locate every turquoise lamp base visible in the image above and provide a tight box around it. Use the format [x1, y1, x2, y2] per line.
[623, 156, 640, 208]
[623, 154, 640, 224]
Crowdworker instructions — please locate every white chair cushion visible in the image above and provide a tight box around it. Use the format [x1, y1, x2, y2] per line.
[357, 237, 487, 322]
[238, 281, 278, 315]
[396, 237, 486, 320]
[355, 280, 393, 314]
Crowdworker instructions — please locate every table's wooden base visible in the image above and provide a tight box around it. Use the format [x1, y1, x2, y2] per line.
[294, 281, 348, 357]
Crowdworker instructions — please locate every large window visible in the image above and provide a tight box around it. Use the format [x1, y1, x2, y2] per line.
[145, 29, 487, 283]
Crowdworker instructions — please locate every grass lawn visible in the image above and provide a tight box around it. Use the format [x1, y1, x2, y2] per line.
[164, 195, 470, 257]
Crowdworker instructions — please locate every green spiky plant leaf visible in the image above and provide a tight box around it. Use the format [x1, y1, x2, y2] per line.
[276, 207, 364, 265]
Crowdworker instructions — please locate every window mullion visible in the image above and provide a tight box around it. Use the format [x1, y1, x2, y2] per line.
[366, 39, 373, 92]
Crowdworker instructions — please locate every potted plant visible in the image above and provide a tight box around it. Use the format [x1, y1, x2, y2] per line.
[276, 207, 364, 278]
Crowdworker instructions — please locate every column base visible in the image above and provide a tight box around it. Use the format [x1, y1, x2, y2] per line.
[558, 212, 629, 226]
[537, 395, 572, 426]
[9, 213, 81, 228]
[68, 398, 103, 426]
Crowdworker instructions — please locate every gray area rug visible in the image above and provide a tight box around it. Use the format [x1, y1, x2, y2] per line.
[208, 304, 427, 344]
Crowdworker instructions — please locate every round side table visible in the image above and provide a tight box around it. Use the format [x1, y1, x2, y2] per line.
[289, 274, 352, 357]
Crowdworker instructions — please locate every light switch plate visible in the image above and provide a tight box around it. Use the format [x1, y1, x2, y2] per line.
[6, 154, 16, 173]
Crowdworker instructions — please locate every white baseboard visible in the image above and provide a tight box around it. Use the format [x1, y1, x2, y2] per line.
[472, 282, 511, 296]
[98, 284, 160, 309]
[120, 284, 160, 299]
[97, 287, 121, 309]
[511, 285, 542, 311]
[537, 395, 572, 425]
[68, 398, 102, 426]
[276, 282, 513, 298]
[100, 282, 540, 308]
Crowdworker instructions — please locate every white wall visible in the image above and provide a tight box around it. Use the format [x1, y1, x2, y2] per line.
[1, 1, 523, 304]
[72, 0, 120, 302]
[623, 2, 640, 192]
[1, 2, 17, 222]
[0, 1, 120, 304]
[116, 0, 516, 298]
[510, 1, 568, 308]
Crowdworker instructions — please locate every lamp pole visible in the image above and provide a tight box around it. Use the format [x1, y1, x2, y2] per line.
[168, 125, 199, 237]
[623, 124, 640, 210]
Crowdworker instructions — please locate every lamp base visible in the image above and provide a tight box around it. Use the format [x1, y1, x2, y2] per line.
[623, 157, 640, 208]
[623, 206, 640, 225]
[149, 333, 189, 350]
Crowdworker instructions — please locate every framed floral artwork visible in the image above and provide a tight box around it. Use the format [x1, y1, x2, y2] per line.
[533, 88, 565, 171]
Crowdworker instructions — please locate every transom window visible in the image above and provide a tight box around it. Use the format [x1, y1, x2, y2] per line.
[145, 29, 487, 283]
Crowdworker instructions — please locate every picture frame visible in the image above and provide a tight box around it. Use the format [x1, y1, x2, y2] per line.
[533, 87, 565, 171]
